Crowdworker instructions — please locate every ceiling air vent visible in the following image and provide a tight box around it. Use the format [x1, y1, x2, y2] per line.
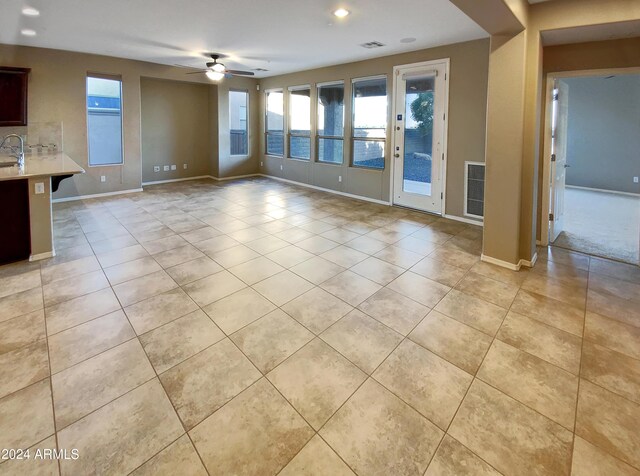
[253, 68, 269, 72]
[360, 41, 385, 49]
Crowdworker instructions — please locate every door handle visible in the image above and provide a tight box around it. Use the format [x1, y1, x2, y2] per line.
[394, 153, 400, 158]
[564, 164, 571, 168]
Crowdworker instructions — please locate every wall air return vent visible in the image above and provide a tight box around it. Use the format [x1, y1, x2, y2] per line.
[360, 41, 385, 49]
[464, 161, 485, 219]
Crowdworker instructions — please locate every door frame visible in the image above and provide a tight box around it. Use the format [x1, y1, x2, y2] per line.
[540, 67, 640, 246]
[390, 58, 450, 215]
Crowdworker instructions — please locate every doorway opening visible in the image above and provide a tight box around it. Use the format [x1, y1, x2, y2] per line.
[542, 71, 640, 265]
[391, 59, 449, 214]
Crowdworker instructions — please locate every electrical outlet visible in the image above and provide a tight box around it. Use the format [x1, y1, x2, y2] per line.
[634, 176, 639, 184]
[260, 161, 263, 167]
[153, 166, 160, 173]
[34, 182, 45, 194]
[338, 175, 342, 183]
[183, 164, 188, 170]
[280, 165, 283, 170]
[163, 165, 170, 172]
[100, 176, 106, 183]
[171, 164, 176, 171]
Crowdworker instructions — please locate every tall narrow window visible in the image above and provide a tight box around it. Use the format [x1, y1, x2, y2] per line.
[288, 86, 311, 160]
[317, 82, 344, 164]
[265, 89, 284, 156]
[87, 75, 123, 166]
[352, 76, 387, 169]
[229, 90, 248, 156]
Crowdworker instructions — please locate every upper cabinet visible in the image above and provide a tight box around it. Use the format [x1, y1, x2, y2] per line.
[0, 67, 31, 127]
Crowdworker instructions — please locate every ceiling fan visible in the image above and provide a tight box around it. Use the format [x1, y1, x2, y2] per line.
[182, 54, 255, 81]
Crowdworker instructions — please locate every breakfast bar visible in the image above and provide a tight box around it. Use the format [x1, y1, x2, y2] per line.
[0, 152, 84, 264]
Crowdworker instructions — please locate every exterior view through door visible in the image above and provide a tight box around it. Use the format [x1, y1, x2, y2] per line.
[392, 59, 449, 214]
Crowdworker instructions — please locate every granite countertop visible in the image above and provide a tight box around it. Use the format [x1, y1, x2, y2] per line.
[0, 153, 85, 181]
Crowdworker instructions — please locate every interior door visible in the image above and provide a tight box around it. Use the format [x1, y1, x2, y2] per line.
[392, 61, 448, 214]
[550, 80, 569, 242]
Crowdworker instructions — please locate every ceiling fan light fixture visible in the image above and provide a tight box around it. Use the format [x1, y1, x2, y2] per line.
[206, 70, 224, 81]
[333, 8, 350, 17]
[211, 63, 226, 73]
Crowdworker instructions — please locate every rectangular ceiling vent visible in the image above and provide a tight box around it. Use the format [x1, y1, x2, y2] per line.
[360, 41, 385, 49]
[253, 68, 269, 72]
[464, 161, 485, 219]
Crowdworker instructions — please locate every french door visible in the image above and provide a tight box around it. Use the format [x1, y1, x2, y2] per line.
[392, 60, 448, 214]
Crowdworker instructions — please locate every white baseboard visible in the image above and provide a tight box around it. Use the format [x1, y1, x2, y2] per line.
[519, 252, 538, 268]
[142, 175, 211, 186]
[30, 250, 55, 261]
[211, 173, 260, 181]
[444, 214, 483, 227]
[481, 253, 521, 271]
[260, 174, 392, 206]
[566, 185, 640, 197]
[52, 188, 144, 203]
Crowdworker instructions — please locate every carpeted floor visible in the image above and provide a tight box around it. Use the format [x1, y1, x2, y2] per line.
[553, 187, 640, 265]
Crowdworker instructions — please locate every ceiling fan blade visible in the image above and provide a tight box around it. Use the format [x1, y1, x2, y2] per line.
[226, 70, 255, 76]
[185, 70, 208, 74]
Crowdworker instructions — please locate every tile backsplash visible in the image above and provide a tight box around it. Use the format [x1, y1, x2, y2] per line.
[0, 122, 63, 153]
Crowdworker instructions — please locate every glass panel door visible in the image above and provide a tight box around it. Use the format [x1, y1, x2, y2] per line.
[402, 75, 435, 196]
[392, 61, 448, 214]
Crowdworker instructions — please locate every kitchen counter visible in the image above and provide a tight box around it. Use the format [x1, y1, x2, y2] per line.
[0, 152, 84, 264]
[0, 152, 84, 181]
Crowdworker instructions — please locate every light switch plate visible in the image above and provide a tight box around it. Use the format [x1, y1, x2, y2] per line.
[163, 165, 170, 171]
[154, 166, 160, 173]
[634, 176, 639, 183]
[100, 175, 106, 183]
[183, 164, 188, 169]
[35, 182, 45, 194]
[171, 164, 176, 171]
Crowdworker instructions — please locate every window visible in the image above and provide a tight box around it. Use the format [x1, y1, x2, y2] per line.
[87, 75, 123, 166]
[352, 76, 387, 169]
[317, 82, 344, 164]
[229, 90, 248, 156]
[265, 89, 284, 156]
[288, 86, 311, 160]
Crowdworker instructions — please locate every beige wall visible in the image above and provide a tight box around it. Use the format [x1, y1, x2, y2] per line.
[140, 78, 211, 183]
[0, 44, 259, 198]
[258, 39, 490, 219]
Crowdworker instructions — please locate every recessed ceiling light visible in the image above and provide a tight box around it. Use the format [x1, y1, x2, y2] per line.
[20, 29, 37, 36]
[22, 7, 40, 16]
[333, 8, 350, 18]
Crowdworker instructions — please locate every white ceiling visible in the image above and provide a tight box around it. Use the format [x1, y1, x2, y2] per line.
[0, 0, 487, 77]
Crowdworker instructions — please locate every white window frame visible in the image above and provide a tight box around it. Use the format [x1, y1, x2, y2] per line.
[316, 80, 345, 165]
[229, 89, 250, 157]
[265, 88, 285, 157]
[351, 74, 387, 170]
[86, 73, 124, 167]
[288, 84, 311, 161]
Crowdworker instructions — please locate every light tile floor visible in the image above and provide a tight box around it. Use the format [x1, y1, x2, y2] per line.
[1, 177, 639, 475]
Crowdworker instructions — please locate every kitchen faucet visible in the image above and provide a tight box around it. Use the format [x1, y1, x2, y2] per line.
[0, 134, 25, 167]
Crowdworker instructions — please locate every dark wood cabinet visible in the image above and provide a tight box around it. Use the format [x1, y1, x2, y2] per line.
[0, 67, 30, 126]
[0, 179, 31, 264]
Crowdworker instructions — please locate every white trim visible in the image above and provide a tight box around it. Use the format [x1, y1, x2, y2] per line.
[463, 161, 485, 220]
[390, 58, 450, 216]
[444, 214, 483, 227]
[259, 174, 391, 206]
[142, 175, 211, 186]
[519, 252, 538, 268]
[481, 253, 521, 271]
[52, 188, 143, 203]
[316, 80, 344, 88]
[351, 74, 387, 83]
[30, 250, 55, 261]
[211, 173, 260, 181]
[566, 185, 640, 197]
[288, 84, 311, 91]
